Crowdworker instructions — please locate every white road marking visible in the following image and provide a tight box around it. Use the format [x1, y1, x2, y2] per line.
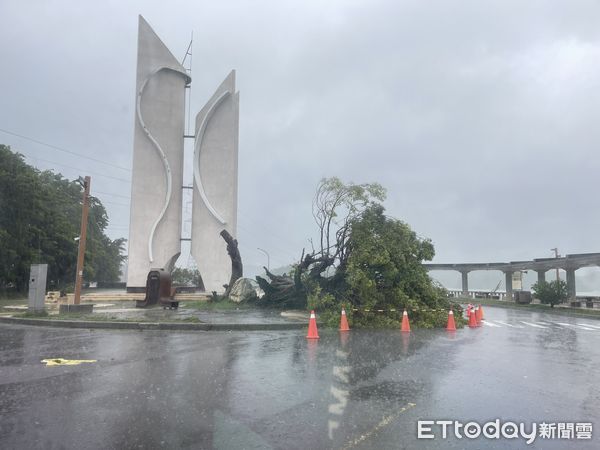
[481, 319, 600, 332]
[577, 322, 600, 330]
[556, 322, 596, 331]
[520, 321, 548, 329]
[536, 321, 558, 327]
[494, 320, 523, 328]
[536, 321, 574, 329]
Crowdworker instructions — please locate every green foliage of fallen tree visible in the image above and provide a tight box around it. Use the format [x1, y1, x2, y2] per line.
[254, 177, 464, 328]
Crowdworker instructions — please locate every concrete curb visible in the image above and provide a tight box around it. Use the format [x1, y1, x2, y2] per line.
[0, 316, 307, 331]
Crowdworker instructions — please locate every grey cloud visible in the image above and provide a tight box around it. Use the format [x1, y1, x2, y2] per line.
[1, 0, 599, 285]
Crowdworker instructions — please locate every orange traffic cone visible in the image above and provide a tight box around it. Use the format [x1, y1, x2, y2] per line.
[339, 306, 350, 331]
[446, 310, 456, 331]
[401, 310, 411, 332]
[475, 306, 482, 327]
[401, 332, 410, 354]
[478, 305, 485, 321]
[468, 309, 478, 328]
[465, 304, 472, 319]
[340, 330, 350, 347]
[306, 310, 319, 339]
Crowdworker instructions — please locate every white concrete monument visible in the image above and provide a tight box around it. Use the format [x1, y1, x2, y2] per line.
[191, 71, 239, 293]
[127, 16, 191, 289]
[127, 16, 239, 292]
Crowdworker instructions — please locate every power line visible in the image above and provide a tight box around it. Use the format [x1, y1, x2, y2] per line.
[0, 127, 131, 172]
[238, 207, 308, 251]
[236, 222, 301, 263]
[100, 200, 129, 207]
[94, 190, 131, 199]
[23, 154, 130, 183]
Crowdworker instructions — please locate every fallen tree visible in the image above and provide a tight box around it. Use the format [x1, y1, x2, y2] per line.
[253, 177, 463, 328]
[220, 229, 243, 298]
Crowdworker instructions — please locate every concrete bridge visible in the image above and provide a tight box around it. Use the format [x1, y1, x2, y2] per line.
[424, 252, 600, 301]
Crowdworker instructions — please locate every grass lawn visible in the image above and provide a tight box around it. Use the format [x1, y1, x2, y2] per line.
[0, 296, 28, 312]
[11, 311, 205, 323]
[181, 299, 253, 311]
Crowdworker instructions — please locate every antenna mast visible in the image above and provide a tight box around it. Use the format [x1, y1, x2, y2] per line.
[182, 32, 193, 135]
[181, 33, 195, 267]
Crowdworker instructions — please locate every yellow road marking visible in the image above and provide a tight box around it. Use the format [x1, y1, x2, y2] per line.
[340, 402, 416, 449]
[41, 358, 97, 366]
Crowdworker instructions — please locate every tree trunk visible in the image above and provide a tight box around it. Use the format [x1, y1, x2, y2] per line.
[253, 249, 338, 309]
[256, 267, 305, 308]
[220, 230, 243, 298]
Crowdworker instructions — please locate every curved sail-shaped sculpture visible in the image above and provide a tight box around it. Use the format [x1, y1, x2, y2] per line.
[127, 16, 190, 290]
[191, 71, 239, 293]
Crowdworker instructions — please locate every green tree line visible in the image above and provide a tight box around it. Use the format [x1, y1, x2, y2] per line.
[0, 145, 126, 294]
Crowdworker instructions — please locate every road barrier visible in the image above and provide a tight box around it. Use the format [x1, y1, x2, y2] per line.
[349, 305, 460, 314]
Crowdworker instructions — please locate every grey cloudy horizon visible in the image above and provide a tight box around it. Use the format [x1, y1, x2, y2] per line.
[1, 0, 599, 290]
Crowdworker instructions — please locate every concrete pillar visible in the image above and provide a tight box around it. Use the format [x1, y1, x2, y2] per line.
[536, 270, 546, 285]
[505, 271, 513, 301]
[566, 268, 577, 302]
[461, 271, 469, 297]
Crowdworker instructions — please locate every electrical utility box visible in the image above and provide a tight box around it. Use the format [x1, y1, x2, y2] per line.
[28, 264, 48, 312]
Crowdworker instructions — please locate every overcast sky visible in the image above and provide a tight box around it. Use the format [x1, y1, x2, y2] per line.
[1, 0, 600, 290]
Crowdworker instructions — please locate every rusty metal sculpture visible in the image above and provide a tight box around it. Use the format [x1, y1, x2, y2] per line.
[136, 269, 178, 309]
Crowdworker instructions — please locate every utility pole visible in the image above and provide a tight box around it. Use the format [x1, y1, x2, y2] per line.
[550, 247, 560, 281]
[73, 176, 91, 305]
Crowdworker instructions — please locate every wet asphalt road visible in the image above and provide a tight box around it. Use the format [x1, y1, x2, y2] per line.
[1, 306, 599, 449]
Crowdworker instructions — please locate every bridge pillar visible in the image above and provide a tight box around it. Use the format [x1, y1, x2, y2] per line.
[536, 270, 546, 285]
[566, 268, 577, 302]
[460, 271, 469, 297]
[504, 271, 513, 301]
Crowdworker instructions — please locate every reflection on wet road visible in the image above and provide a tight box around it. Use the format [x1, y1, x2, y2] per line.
[0, 306, 599, 449]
